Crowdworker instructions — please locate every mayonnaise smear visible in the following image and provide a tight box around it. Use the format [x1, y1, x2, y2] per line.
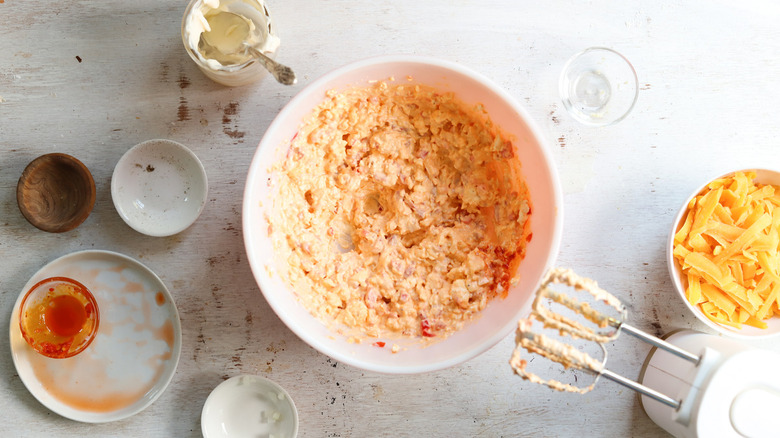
[184, 0, 280, 71]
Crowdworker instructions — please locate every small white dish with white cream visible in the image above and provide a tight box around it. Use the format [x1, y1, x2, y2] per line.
[201, 375, 299, 438]
[182, 0, 281, 86]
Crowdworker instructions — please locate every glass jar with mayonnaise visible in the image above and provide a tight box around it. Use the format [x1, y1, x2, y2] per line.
[182, 0, 281, 87]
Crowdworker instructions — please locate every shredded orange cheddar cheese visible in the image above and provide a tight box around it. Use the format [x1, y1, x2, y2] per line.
[673, 171, 780, 330]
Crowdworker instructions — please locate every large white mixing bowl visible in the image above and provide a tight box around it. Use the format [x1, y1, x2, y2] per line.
[243, 55, 562, 373]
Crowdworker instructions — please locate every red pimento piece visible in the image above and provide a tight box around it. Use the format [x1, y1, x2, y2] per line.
[373, 341, 386, 348]
[421, 319, 436, 337]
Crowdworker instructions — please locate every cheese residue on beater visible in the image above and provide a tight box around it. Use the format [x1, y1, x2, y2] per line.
[510, 268, 625, 394]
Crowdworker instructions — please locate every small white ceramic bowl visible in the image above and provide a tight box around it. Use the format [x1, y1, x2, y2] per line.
[243, 55, 563, 373]
[112, 139, 208, 237]
[668, 168, 780, 339]
[201, 375, 298, 438]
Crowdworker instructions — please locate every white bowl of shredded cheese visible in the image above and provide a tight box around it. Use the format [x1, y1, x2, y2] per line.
[243, 55, 563, 373]
[668, 168, 780, 339]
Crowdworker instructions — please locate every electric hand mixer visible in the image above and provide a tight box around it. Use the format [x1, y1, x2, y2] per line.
[510, 268, 780, 438]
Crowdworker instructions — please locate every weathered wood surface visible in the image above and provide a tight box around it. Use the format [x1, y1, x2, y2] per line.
[2, 0, 780, 436]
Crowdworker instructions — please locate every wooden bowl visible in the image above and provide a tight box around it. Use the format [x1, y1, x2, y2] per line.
[17, 153, 96, 233]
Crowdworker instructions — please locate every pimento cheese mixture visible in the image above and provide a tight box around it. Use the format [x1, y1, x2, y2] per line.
[270, 80, 531, 341]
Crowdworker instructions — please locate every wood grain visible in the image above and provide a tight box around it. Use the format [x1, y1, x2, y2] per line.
[16, 153, 96, 233]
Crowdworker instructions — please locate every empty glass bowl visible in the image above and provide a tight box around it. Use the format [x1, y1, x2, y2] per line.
[559, 47, 638, 126]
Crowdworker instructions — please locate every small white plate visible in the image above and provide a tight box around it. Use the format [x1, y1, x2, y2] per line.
[202, 375, 299, 438]
[111, 139, 208, 237]
[9, 250, 182, 423]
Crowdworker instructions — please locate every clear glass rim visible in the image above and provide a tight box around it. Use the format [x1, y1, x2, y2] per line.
[558, 46, 639, 126]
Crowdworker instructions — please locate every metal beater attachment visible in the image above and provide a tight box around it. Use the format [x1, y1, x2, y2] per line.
[510, 268, 700, 409]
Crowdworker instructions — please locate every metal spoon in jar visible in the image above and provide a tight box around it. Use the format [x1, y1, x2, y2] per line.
[201, 11, 296, 86]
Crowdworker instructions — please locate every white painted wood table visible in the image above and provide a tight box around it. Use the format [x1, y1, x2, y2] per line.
[2, 0, 780, 436]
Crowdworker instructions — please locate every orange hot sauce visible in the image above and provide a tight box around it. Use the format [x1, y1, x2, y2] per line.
[44, 294, 89, 337]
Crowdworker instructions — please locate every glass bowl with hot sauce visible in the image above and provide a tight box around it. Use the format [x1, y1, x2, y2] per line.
[19, 277, 99, 359]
